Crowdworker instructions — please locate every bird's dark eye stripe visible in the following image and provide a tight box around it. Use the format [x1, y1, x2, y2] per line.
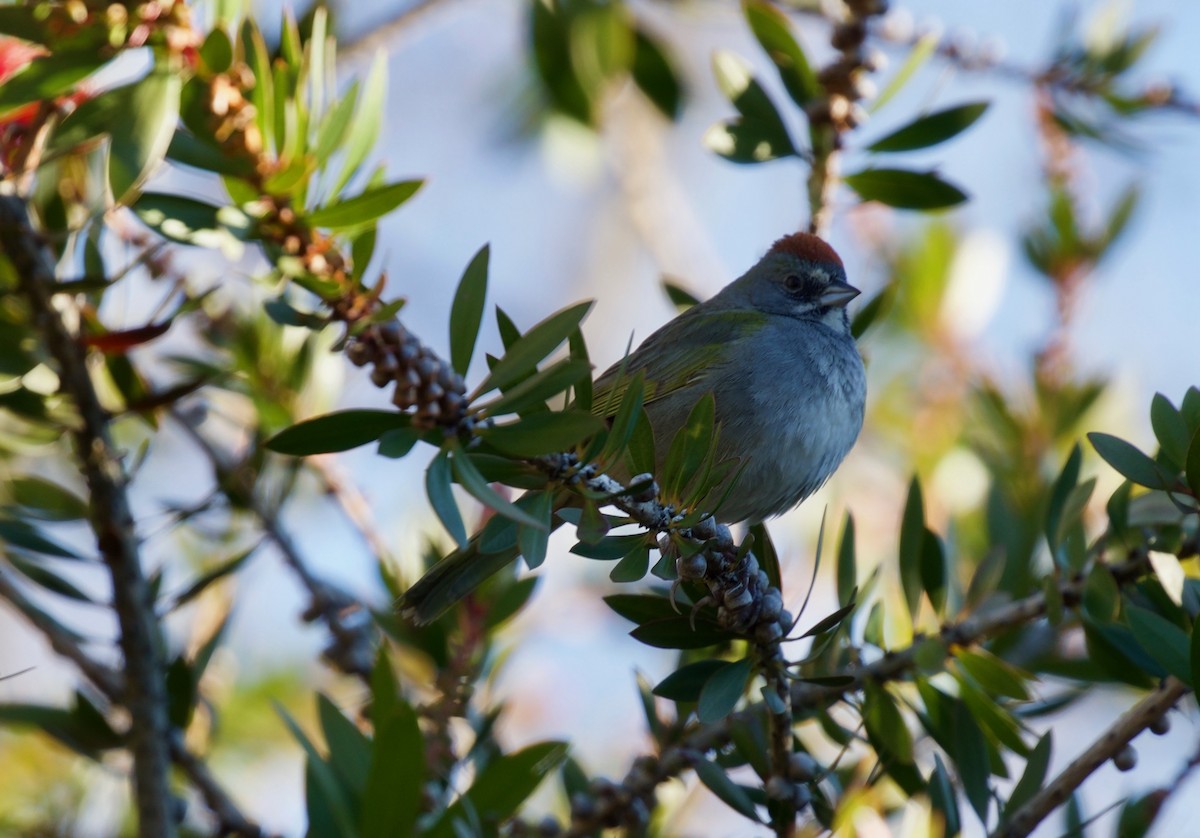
[783, 274, 822, 297]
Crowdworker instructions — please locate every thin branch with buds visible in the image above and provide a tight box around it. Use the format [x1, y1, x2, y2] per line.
[992, 677, 1192, 838]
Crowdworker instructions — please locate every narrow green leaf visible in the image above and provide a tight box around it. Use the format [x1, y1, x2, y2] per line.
[799, 602, 856, 639]
[693, 759, 763, 823]
[920, 529, 947, 615]
[334, 50, 386, 193]
[836, 513, 856, 607]
[0, 51, 109, 118]
[1003, 733, 1052, 820]
[305, 180, 423, 230]
[1192, 614, 1200, 693]
[8, 477, 88, 521]
[317, 694, 371, 800]
[428, 742, 568, 838]
[1045, 444, 1082, 551]
[1150, 393, 1191, 468]
[426, 450, 467, 549]
[1088, 432, 1172, 490]
[863, 684, 914, 764]
[844, 168, 968, 210]
[941, 699, 991, 824]
[476, 302, 594, 396]
[898, 476, 924, 616]
[629, 616, 731, 650]
[742, 0, 819, 107]
[704, 117, 797, 164]
[1185, 426, 1200, 499]
[609, 543, 650, 583]
[631, 28, 683, 119]
[478, 358, 592, 418]
[866, 102, 989, 152]
[277, 704, 358, 838]
[872, 32, 938, 112]
[480, 410, 605, 457]
[517, 491, 553, 570]
[0, 519, 83, 559]
[109, 71, 182, 204]
[450, 449, 547, 530]
[377, 427, 422, 459]
[653, 659, 728, 702]
[696, 659, 753, 723]
[266, 410, 411, 455]
[1126, 604, 1192, 684]
[601, 371, 645, 461]
[928, 754, 962, 837]
[362, 697, 423, 838]
[7, 554, 93, 602]
[571, 533, 649, 560]
[170, 544, 258, 608]
[662, 393, 716, 499]
[449, 245, 489, 376]
[955, 649, 1032, 701]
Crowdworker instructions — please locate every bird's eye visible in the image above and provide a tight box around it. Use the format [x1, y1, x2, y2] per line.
[784, 274, 804, 292]
[784, 274, 817, 296]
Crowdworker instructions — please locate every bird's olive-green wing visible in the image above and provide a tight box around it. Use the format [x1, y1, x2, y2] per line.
[590, 308, 768, 417]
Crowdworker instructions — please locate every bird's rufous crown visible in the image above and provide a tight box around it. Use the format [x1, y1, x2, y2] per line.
[769, 232, 842, 267]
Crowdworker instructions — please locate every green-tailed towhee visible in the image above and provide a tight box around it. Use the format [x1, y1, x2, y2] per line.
[401, 232, 866, 624]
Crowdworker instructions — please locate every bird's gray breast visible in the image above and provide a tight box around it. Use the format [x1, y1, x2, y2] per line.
[714, 319, 866, 522]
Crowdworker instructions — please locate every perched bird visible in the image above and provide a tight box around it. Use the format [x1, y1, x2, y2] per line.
[401, 232, 866, 624]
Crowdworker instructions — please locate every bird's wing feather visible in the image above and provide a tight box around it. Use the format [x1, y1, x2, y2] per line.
[590, 308, 767, 416]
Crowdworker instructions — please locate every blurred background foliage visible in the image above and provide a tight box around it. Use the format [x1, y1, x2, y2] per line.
[0, 0, 1199, 836]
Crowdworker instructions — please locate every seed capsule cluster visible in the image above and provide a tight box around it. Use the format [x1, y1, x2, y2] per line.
[346, 322, 468, 428]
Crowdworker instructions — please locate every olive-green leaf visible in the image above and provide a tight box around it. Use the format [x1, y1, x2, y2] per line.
[1003, 733, 1052, 822]
[476, 301, 594, 396]
[698, 658, 753, 723]
[653, 659, 728, 702]
[1126, 604, 1192, 684]
[426, 450, 467, 549]
[898, 477, 924, 616]
[266, 410, 412, 455]
[742, 0, 819, 107]
[517, 491, 553, 570]
[305, 180, 423, 230]
[609, 543, 650, 583]
[8, 476, 88, 522]
[844, 168, 968, 210]
[866, 102, 989, 152]
[1088, 432, 1173, 490]
[1185, 425, 1200, 498]
[361, 697, 423, 838]
[449, 245, 489, 376]
[1150, 393, 1191, 468]
[0, 51, 110, 118]
[693, 758, 763, 823]
[480, 410, 605, 457]
[929, 754, 962, 837]
[334, 50, 386, 194]
[106, 70, 182, 204]
[450, 449, 547, 530]
[427, 742, 568, 838]
[704, 117, 797, 164]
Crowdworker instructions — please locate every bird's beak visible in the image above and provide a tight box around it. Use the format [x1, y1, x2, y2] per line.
[819, 280, 860, 308]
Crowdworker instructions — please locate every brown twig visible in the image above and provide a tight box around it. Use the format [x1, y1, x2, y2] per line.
[991, 677, 1192, 838]
[1, 192, 176, 838]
